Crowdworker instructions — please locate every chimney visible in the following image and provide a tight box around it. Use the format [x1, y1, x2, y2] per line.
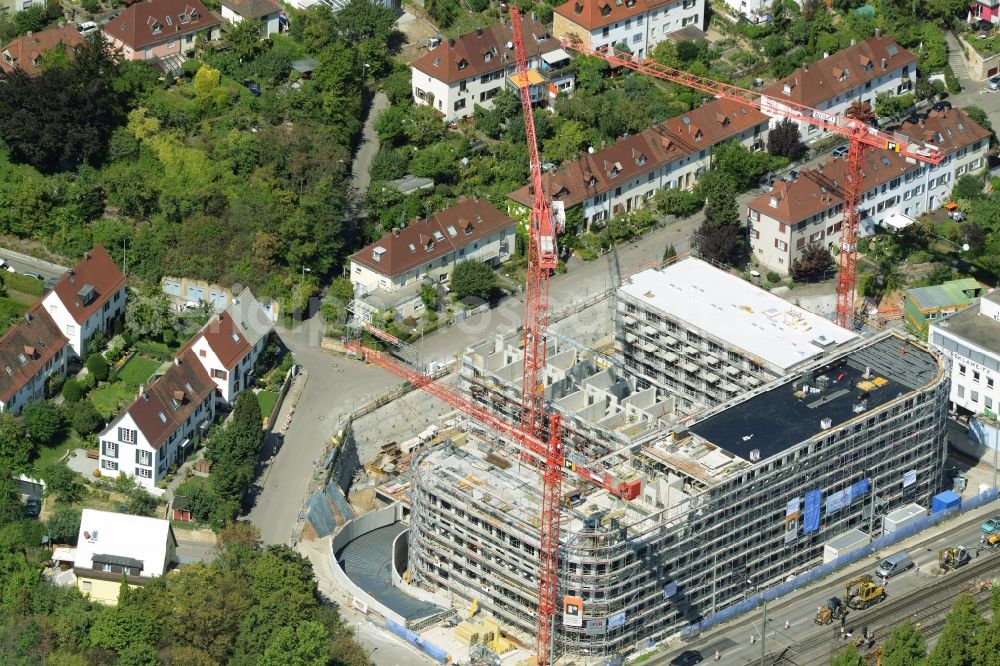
[174, 357, 181, 366]
[393, 228, 400, 237]
[140, 384, 146, 399]
[23, 312, 31, 323]
[84, 251, 91, 260]
[850, 38, 856, 46]
[476, 28, 482, 36]
[803, 64, 808, 72]
[881, 58, 886, 69]
[875, 27, 881, 38]
[173, 390, 185, 401]
[823, 51, 829, 58]
[448, 38, 455, 47]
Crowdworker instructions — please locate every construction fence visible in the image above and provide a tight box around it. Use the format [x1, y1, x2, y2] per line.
[385, 619, 449, 664]
[681, 487, 999, 637]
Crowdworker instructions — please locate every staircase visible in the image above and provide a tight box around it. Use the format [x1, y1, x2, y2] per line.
[945, 31, 972, 80]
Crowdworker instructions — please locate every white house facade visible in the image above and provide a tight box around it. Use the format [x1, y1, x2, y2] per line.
[220, 0, 283, 37]
[553, 0, 703, 58]
[747, 108, 990, 275]
[930, 291, 1000, 417]
[411, 17, 571, 121]
[99, 351, 216, 489]
[41, 244, 126, 358]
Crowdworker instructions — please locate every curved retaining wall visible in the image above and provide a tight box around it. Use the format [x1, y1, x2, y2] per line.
[329, 503, 407, 626]
[390, 529, 452, 608]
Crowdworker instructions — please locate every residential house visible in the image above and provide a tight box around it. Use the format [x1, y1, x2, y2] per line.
[349, 198, 516, 319]
[74, 509, 177, 604]
[759, 36, 916, 139]
[0, 0, 33, 20]
[98, 349, 216, 488]
[101, 0, 221, 64]
[509, 98, 769, 230]
[552, 0, 703, 59]
[719, 0, 768, 22]
[746, 108, 990, 275]
[411, 16, 573, 121]
[1, 26, 84, 76]
[930, 290, 1000, 417]
[971, 0, 1000, 25]
[184, 288, 273, 405]
[905, 278, 983, 337]
[0, 306, 70, 414]
[42, 244, 127, 358]
[220, 0, 284, 38]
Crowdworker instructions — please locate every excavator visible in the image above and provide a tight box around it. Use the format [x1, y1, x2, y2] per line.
[988, 533, 1000, 549]
[938, 545, 970, 572]
[815, 597, 846, 625]
[845, 575, 886, 610]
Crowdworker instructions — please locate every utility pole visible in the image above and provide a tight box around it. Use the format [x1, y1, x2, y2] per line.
[759, 594, 768, 666]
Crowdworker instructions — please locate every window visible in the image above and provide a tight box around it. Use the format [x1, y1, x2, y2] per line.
[972, 391, 980, 402]
[167, 39, 174, 49]
[633, 32, 641, 43]
[960, 364, 967, 376]
[101, 459, 118, 471]
[81, 581, 92, 591]
[119, 427, 136, 444]
[101, 563, 112, 572]
[138, 468, 152, 479]
[602, 26, 609, 37]
[213, 369, 226, 379]
[974, 371, 981, 383]
[102, 440, 117, 458]
[774, 239, 788, 251]
[957, 385, 965, 398]
[454, 99, 466, 111]
[989, 377, 995, 389]
[987, 397, 994, 410]
[137, 450, 152, 466]
[66, 324, 75, 335]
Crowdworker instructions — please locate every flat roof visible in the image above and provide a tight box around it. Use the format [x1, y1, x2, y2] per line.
[688, 335, 940, 462]
[619, 258, 856, 372]
[933, 298, 1000, 356]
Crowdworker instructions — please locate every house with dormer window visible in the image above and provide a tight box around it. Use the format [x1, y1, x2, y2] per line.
[349, 198, 516, 317]
[411, 15, 573, 121]
[552, 0, 702, 58]
[42, 244, 126, 358]
[101, 0, 221, 64]
[759, 36, 916, 138]
[0, 26, 84, 76]
[97, 349, 216, 489]
[0, 305, 69, 415]
[508, 98, 768, 230]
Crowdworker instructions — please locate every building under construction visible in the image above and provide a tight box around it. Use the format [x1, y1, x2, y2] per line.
[408, 326, 949, 658]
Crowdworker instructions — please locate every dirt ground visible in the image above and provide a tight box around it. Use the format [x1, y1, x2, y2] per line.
[398, 8, 440, 64]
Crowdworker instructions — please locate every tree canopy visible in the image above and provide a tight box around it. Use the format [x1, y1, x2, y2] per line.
[450, 260, 498, 304]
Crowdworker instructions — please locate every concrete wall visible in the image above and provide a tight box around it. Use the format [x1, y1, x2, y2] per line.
[390, 529, 452, 607]
[328, 503, 408, 626]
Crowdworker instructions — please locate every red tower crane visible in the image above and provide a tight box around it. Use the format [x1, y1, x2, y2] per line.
[559, 41, 945, 329]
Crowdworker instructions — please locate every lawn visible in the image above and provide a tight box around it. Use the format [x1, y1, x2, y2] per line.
[257, 390, 278, 422]
[33, 431, 84, 471]
[91, 384, 139, 419]
[4, 271, 44, 298]
[115, 355, 160, 386]
[0, 297, 28, 335]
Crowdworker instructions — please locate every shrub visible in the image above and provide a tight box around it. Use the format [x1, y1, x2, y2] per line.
[766, 271, 781, 284]
[63, 400, 104, 437]
[62, 379, 83, 403]
[47, 373, 65, 398]
[86, 353, 110, 382]
[21, 402, 65, 445]
[943, 65, 962, 94]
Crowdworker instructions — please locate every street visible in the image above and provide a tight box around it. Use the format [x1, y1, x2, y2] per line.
[654, 504, 1000, 665]
[0, 247, 66, 282]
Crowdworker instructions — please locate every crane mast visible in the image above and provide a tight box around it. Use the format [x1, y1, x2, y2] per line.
[560, 40, 943, 330]
[511, 7, 562, 664]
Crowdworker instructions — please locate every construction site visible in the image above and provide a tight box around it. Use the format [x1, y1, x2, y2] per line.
[318, 8, 962, 665]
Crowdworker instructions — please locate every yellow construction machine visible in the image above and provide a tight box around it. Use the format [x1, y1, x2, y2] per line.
[845, 575, 886, 610]
[815, 597, 845, 625]
[988, 533, 1000, 548]
[938, 545, 970, 571]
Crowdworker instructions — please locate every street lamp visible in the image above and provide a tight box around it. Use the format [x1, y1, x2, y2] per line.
[360, 62, 370, 78]
[748, 579, 768, 666]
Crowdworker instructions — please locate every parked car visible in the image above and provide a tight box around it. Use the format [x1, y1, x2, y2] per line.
[832, 145, 849, 158]
[23, 272, 43, 280]
[670, 650, 703, 666]
[988, 76, 1000, 91]
[24, 497, 40, 517]
[932, 101, 952, 112]
[981, 516, 1000, 534]
[76, 21, 99, 36]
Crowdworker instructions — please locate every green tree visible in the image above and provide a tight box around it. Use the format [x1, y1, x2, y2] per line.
[830, 644, 864, 666]
[63, 399, 104, 437]
[450, 260, 497, 303]
[790, 244, 833, 281]
[882, 621, 926, 666]
[952, 174, 985, 201]
[61, 379, 83, 403]
[0, 412, 31, 471]
[543, 120, 588, 163]
[767, 119, 806, 160]
[89, 604, 158, 657]
[368, 145, 409, 182]
[12, 6, 45, 36]
[663, 244, 677, 261]
[86, 353, 110, 382]
[226, 17, 266, 62]
[40, 463, 85, 504]
[260, 621, 330, 666]
[21, 402, 65, 445]
[47, 506, 82, 545]
[194, 64, 222, 97]
[125, 486, 159, 517]
[573, 55, 610, 95]
[963, 106, 993, 136]
[333, 0, 398, 44]
[926, 593, 985, 666]
[420, 284, 438, 311]
[654, 188, 703, 218]
[974, 586, 1000, 665]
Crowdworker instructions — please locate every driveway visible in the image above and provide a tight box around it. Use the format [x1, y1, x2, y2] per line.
[351, 91, 389, 205]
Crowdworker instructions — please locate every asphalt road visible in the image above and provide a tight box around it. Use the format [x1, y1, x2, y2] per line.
[0, 248, 66, 282]
[653, 506, 1000, 665]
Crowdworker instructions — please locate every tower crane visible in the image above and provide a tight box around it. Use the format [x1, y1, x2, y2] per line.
[560, 40, 945, 330]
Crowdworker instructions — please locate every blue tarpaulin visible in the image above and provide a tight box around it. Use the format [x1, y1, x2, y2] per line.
[804, 489, 822, 534]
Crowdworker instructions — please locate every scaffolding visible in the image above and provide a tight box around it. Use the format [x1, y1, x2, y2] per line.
[408, 331, 950, 661]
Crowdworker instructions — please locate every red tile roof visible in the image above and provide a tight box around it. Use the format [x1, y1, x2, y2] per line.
[350, 198, 515, 278]
[103, 0, 221, 50]
[126, 350, 215, 450]
[220, 0, 281, 18]
[761, 37, 916, 109]
[0, 26, 84, 76]
[194, 311, 251, 370]
[0, 305, 68, 404]
[554, 0, 664, 32]
[747, 109, 989, 225]
[50, 244, 126, 325]
[412, 16, 558, 85]
[509, 99, 768, 207]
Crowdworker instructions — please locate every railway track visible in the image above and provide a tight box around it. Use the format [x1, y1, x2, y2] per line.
[761, 550, 999, 665]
